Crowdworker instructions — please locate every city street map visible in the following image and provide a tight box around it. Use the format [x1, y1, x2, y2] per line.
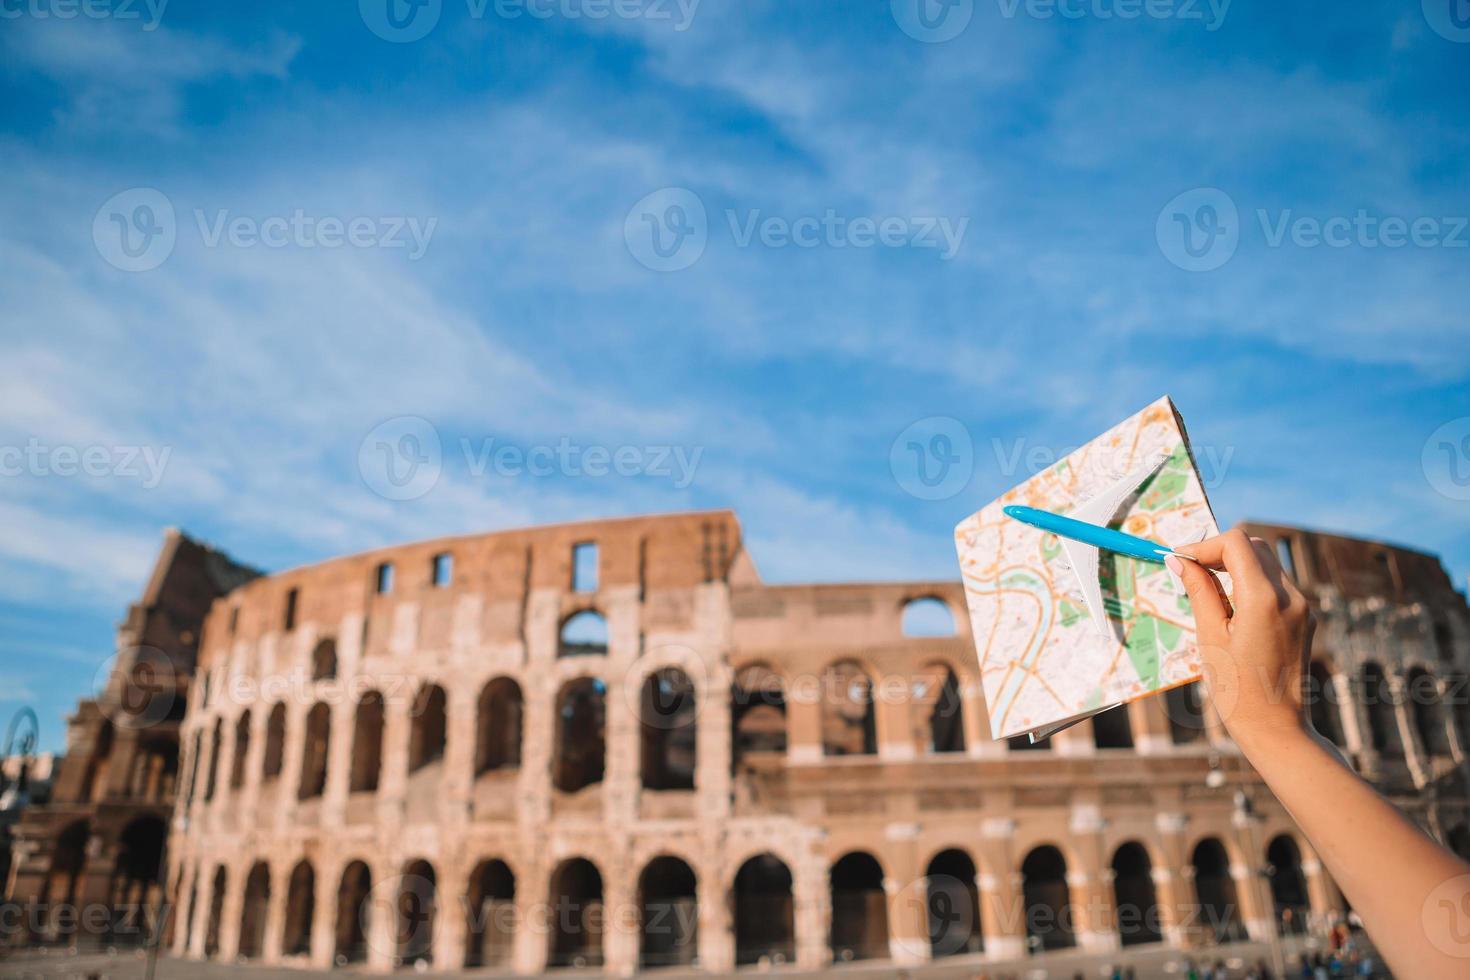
[954, 396, 1224, 741]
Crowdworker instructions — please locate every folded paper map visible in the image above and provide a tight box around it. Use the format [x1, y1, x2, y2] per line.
[953, 396, 1224, 742]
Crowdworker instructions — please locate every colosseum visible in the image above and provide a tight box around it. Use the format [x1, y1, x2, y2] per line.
[8, 509, 1470, 974]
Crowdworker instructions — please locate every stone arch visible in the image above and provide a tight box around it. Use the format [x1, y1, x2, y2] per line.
[350, 690, 384, 793]
[559, 609, 609, 657]
[262, 703, 286, 781]
[333, 860, 372, 965]
[638, 855, 698, 968]
[282, 859, 315, 957]
[1110, 841, 1161, 947]
[1191, 837, 1245, 943]
[1408, 667, 1451, 757]
[732, 852, 795, 965]
[1265, 834, 1309, 936]
[298, 702, 331, 800]
[311, 638, 337, 681]
[463, 858, 516, 968]
[924, 847, 982, 957]
[821, 659, 877, 757]
[107, 815, 166, 943]
[395, 858, 437, 968]
[553, 677, 606, 793]
[913, 661, 966, 753]
[828, 851, 888, 962]
[1360, 662, 1402, 756]
[1306, 660, 1345, 747]
[731, 662, 786, 768]
[229, 711, 251, 790]
[548, 857, 604, 968]
[474, 677, 523, 775]
[408, 684, 448, 774]
[238, 861, 271, 960]
[641, 668, 698, 791]
[1021, 844, 1075, 952]
[901, 596, 956, 637]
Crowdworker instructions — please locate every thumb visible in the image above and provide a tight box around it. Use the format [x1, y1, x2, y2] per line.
[1167, 554, 1229, 645]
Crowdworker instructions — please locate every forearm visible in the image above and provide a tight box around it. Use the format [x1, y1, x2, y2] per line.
[1237, 726, 1470, 978]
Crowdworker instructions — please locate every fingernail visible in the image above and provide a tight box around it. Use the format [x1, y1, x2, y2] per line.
[1165, 555, 1184, 576]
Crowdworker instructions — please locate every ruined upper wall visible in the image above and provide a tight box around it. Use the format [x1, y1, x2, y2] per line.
[195, 510, 745, 668]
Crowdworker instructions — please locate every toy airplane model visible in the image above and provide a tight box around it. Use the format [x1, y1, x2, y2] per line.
[1003, 452, 1199, 636]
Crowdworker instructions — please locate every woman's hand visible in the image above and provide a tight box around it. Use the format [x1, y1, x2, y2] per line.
[1166, 528, 1316, 750]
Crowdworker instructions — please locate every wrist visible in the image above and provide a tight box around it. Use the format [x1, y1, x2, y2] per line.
[1227, 717, 1314, 763]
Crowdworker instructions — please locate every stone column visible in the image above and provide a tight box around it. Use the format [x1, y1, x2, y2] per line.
[786, 685, 824, 766]
[217, 861, 245, 963]
[1053, 722, 1094, 757]
[261, 863, 289, 963]
[963, 679, 1004, 757]
[1131, 696, 1174, 755]
[977, 818, 1025, 960]
[1390, 675, 1429, 783]
[876, 671, 917, 762]
[309, 859, 339, 970]
[277, 704, 306, 830]
[1302, 855, 1343, 932]
[1230, 818, 1272, 942]
[442, 685, 476, 824]
[794, 851, 829, 969]
[884, 836, 929, 966]
[1152, 813, 1191, 948]
[696, 861, 734, 972]
[323, 698, 354, 828]
[377, 692, 411, 828]
[603, 858, 639, 978]
[366, 858, 399, 972]
[1069, 805, 1118, 952]
[511, 865, 549, 976]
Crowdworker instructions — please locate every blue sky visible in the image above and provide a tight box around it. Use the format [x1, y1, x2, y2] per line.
[1, 0, 1467, 752]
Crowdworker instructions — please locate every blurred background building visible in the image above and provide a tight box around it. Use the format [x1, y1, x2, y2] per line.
[4, 511, 1467, 974]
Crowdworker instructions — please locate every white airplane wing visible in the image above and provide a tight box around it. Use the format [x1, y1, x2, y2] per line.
[1062, 451, 1173, 635]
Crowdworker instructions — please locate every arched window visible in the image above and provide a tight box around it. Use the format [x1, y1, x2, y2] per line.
[464, 859, 515, 968]
[1192, 838, 1245, 943]
[548, 858, 603, 968]
[829, 852, 888, 961]
[821, 660, 877, 757]
[1165, 682, 1207, 745]
[108, 816, 166, 940]
[1265, 836, 1309, 937]
[395, 860, 437, 968]
[925, 849, 981, 957]
[559, 610, 609, 657]
[912, 663, 965, 753]
[641, 669, 697, 790]
[554, 678, 606, 792]
[204, 866, 227, 958]
[238, 862, 270, 960]
[475, 678, 523, 775]
[334, 861, 372, 965]
[1361, 663, 1401, 755]
[184, 730, 202, 808]
[1408, 667, 1450, 757]
[731, 664, 786, 768]
[229, 712, 251, 790]
[1092, 704, 1134, 749]
[1021, 845, 1075, 952]
[298, 703, 331, 800]
[202, 720, 221, 802]
[638, 856, 698, 968]
[262, 704, 286, 781]
[40, 820, 89, 940]
[130, 737, 179, 802]
[283, 860, 315, 957]
[732, 853, 794, 965]
[1307, 661, 1345, 747]
[350, 692, 384, 793]
[1110, 842, 1160, 946]
[902, 597, 955, 637]
[408, 685, 447, 773]
[311, 638, 337, 681]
